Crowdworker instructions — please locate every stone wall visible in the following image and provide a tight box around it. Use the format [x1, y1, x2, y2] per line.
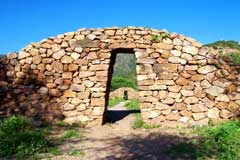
[0, 26, 240, 126]
[109, 87, 138, 100]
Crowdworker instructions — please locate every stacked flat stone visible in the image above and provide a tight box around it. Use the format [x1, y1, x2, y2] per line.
[0, 26, 240, 126]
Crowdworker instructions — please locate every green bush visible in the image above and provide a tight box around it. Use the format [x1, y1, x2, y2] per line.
[0, 116, 49, 159]
[195, 120, 240, 160]
[228, 52, 240, 64]
[111, 76, 138, 91]
[204, 40, 240, 50]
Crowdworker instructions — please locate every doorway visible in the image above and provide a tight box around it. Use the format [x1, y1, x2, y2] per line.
[103, 48, 140, 125]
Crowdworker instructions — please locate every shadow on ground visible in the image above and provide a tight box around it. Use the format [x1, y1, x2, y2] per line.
[80, 131, 212, 160]
[107, 110, 140, 123]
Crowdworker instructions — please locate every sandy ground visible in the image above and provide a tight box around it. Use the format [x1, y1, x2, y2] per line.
[43, 102, 194, 160]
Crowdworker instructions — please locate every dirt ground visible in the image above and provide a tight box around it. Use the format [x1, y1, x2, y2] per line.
[43, 102, 194, 160]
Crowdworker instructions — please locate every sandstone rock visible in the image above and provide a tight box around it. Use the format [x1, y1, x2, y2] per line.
[83, 80, 94, 88]
[179, 117, 190, 123]
[162, 97, 175, 104]
[18, 51, 30, 59]
[174, 103, 185, 110]
[220, 109, 232, 118]
[7, 53, 17, 59]
[148, 110, 160, 118]
[192, 113, 205, 121]
[64, 90, 76, 97]
[68, 64, 78, 71]
[153, 64, 178, 73]
[182, 46, 198, 55]
[227, 101, 239, 111]
[32, 55, 42, 64]
[197, 65, 217, 74]
[87, 52, 98, 60]
[180, 110, 192, 117]
[181, 90, 194, 96]
[71, 84, 85, 91]
[64, 103, 75, 111]
[38, 87, 48, 95]
[170, 50, 181, 57]
[52, 44, 61, 52]
[61, 55, 73, 63]
[153, 43, 173, 50]
[149, 85, 167, 90]
[216, 94, 229, 102]
[158, 91, 167, 99]
[192, 104, 206, 112]
[91, 98, 105, 106]
[71, 52, 81, 60]
[176, 77, 189, 86]
[208, 108, 220, 119]
[191, 75, 204, 81]
[200, 80, 211, 88]
[166, 113, 180, 121]
[173, 38, 182, 46]
[168, 92, 181, 99]
[79, 71, 95, 78]
[137, 58, 155, 64]
[52, 61, 63, 72]
[168, 57, 187, 64]
[92, 107, 105, 116]
[53, 50, 65, 59]
[62, 72, 73, 79]
[41, 43, 51, 49]
[184, 97, 198, 104]
[89, 65, 108, 71]
[168, 85, 181, 93]
[205, 86, 224, 96]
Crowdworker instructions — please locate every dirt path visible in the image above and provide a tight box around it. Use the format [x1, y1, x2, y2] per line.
[44, 102, 194, 160]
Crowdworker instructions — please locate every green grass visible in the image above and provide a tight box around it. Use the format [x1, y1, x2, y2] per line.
[168, 120, 240, 160]
[62, 129, 81, 139]
[228, 52, 240, 64]
[125, 99, 160, 129]
[0, 116, 49, 159]
[68, 149, 85, 156]
[108, 98, 125, 108]
[111, 76, 138, 91]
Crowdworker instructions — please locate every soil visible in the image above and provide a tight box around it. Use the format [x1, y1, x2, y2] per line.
[42, 102, 194, 160]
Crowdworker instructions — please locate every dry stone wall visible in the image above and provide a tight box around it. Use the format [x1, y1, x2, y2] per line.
[1, 26, 240, 126]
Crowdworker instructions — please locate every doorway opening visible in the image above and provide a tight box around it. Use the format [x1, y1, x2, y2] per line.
[103, 48, 140, 125]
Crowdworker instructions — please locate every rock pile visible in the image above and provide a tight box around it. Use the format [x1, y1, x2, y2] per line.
[0, 26, 240, 126]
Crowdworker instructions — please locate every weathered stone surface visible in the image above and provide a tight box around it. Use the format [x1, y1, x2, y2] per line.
[181, 90, 194, 96]
[168, 57, 187, 64]
[197, 65, 217, 74]
[208, 108, 220, 119]
[192, 104, 206, 112]
[205, 86, 224, 96]
[182, 46, 198, 55]
[1, 27, 239, 126]
[184, 97, 199, 104]
[18, 51, 30, 59]
[62, 72, 73, 79]
[176, 77, 189, 86]
[192, 113, 206, 121]
[216, 94, 230, 102]
[61, 55, 73, 63]
[153, 64, 178, 73]
[53, 50, 65, 59]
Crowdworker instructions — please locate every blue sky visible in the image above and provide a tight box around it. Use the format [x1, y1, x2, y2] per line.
[0, 0, 240, 54]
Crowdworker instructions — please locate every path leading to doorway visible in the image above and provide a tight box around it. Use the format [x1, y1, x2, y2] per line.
[43, 102, 193, 160]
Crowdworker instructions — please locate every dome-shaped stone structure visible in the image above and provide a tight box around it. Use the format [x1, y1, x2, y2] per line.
[0, 26, 239, 126]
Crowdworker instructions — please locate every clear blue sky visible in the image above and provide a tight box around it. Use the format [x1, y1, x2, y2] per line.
[1, 0, 240, 54]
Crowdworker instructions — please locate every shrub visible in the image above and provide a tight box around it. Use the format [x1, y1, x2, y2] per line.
[228, 52, 240, 64]
[0, 116, 49, 159]
[111, 76, 138, 91]
[195, 120, 240, 159]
